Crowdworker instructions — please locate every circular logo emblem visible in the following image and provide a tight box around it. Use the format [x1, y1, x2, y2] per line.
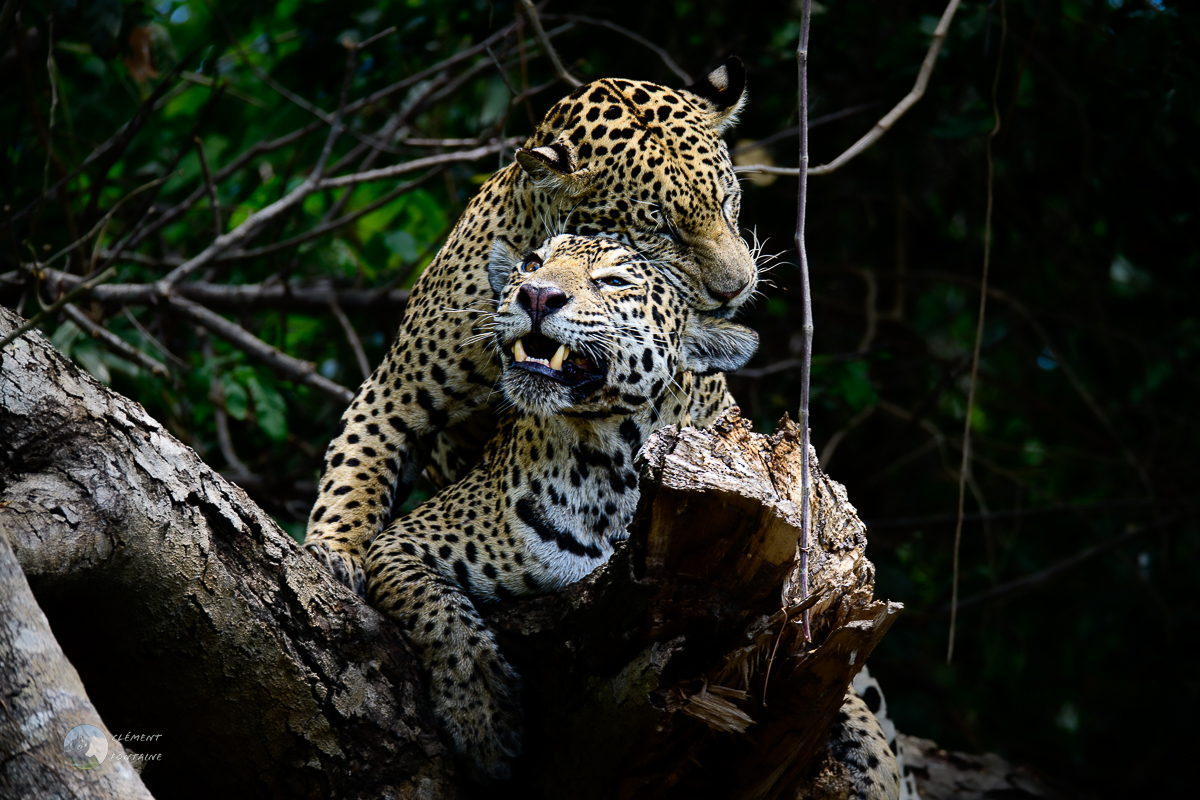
[64, 725, 108, 769]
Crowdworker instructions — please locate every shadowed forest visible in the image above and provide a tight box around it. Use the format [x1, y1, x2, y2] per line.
[2, 0, 1196, 797]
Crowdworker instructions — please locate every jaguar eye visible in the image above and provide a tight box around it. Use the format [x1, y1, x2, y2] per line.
[521, 255, 542, 273]
[599, 275, 632, 287]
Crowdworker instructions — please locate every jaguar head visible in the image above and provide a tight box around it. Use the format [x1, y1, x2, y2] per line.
[490, 234, 758, 418]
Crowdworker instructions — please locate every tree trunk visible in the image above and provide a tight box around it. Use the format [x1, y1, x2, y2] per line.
[0, 307, 454, 800]
[0, 527, 155, 799]
[0, 305, 899, 800]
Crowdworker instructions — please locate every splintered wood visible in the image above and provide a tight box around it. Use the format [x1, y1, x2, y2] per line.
[485, 408, 901, 800]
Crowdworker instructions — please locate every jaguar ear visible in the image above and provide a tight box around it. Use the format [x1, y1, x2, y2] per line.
[681, 56, 747, 135]
[515, 141, 598, 198]
[680, 314, 759, 376]
[488, 236, 522, 295]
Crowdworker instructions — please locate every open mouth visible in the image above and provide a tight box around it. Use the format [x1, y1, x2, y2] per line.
[510, 331, 605, 392]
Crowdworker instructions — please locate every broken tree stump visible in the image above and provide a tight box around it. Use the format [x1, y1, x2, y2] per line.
[484, 409, 902, 800]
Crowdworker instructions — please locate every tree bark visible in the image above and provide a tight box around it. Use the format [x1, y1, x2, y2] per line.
[0, 526, 155, 799]
[0, 306, 455, 800]
[0, 305, 899, 800]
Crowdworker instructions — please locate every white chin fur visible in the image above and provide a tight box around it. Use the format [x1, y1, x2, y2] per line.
[503, 371, 574, 417]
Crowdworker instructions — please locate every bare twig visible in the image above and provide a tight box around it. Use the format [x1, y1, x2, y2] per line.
[124, 121, 324, 254]
[949, 0, 1005, 666]
[794, 0, 814, 643]
[61, 303, 168, 377]
[93, 84, 228, 278]
[3, 46, 199, 233]
[154, 181, 313, 289]
[936, 516, 1177, 616]
[819, 404, 876, 467]
[733, 347, 873, 379]
[180, 71, 268, 108]
[152, 138, 513, 289]
[329, 301, 371, 382]
[42, 17, 58, 202]
[109, 24, 524, 259]
[34, 175, 169, 272]
[355, 26, 398, 51]
[201, 333, 250, 474]
[486, 45, 520, 96]
[865, 497, 1168, 529]
[735, 0, 963, 178]
[166, 296, 353, 404]
[544, 14, 692, 83]
[872, 268, 1164, 495]
[10, 267, 410, 313]
[228, 172, 442, 262]
[728, 102, 880, 156]
[121, 306, 190, 370]
[0, 266, 116, 350]
[517, 0, 581, 88]
[316, 139, 520, 190]
[195, 136, 223, 239]
[852, 266, 880, 353]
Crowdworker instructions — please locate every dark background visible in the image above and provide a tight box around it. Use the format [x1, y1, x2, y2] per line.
[2, 1, 1197, 796]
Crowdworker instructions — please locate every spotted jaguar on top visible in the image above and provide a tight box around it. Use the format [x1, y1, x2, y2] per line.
[363, 233, 759, 778]
[306, 59, 757, 595]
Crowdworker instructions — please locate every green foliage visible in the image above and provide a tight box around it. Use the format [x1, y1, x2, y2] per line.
[2, 1, 1198, 797]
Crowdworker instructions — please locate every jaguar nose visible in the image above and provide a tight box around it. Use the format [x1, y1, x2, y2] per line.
[518, 284, 570, 329]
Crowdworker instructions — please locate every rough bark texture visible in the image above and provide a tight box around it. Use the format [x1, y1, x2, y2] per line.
[0, 306, 455, 800]
[1, 304, 899, 800]
[0, 528, 155, 800]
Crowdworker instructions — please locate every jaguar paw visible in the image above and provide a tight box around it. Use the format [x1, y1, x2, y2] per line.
[304, 540, 367, 597]
[433, 652, 524, 781]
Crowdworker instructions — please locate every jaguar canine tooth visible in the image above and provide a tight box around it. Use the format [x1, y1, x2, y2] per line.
[549, 344, 568, 371]
[513, 339, 527, 363]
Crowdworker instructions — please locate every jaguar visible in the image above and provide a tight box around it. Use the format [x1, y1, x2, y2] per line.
[306, 59, 757, 596]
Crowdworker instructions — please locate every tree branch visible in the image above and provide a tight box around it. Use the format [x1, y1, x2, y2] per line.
[795, 0, 814, 642]
[8, 268, 410, 314]
[0, 526, 156, 800]
[735, 0, 963, 178]
[164, 296, 354, 404]
[544, 14, 692, 83]
[517, 0, 582, 88]
[0, 305, 453, 798]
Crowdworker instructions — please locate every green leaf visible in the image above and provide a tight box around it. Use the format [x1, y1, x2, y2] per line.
[384, 229, 418, 262]
[246, 376, 288, 441]
[221, 375, 249, 420]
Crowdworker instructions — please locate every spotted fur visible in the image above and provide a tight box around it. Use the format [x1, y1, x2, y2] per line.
[306, 59, 756, 595]
[805, 667, 913, 800]
[848, 667, 917, 800]
[362, 234, 759, 778]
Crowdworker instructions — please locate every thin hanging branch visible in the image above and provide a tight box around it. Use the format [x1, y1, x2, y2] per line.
[736, 0, 962, 179]
[518, 0, 582, 88]
[795, 0, 814, 643]
[948, 0, 1006, 665]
